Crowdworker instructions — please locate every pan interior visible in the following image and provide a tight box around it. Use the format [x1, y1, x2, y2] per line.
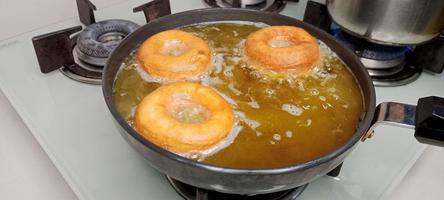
[111, 22, 364, 169]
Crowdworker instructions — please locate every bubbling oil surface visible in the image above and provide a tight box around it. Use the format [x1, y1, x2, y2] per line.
[113, 23, 364, 169]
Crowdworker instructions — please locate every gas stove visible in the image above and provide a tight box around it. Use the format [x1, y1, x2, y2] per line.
[0, 0, 443, 200]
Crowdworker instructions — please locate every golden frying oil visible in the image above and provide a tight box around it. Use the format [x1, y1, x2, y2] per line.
[113, 23, 364, 169]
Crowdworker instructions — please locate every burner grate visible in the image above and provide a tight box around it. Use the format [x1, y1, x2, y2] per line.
[167, 176, 308, 200]
[202, 0, 290, 12]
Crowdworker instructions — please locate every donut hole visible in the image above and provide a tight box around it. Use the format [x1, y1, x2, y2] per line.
[160, 39, 189, 56]
[267, 36, 296, 48]
[167, 93, 211, 124]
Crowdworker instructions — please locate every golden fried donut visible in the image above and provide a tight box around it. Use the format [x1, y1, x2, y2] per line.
[137, 30, 212, 79]
[245, 26, 320, 73]
[134, 82, 234, 153]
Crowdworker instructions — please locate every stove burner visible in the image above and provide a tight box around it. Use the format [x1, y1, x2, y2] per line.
[32, 0, 160, 85]
[330, 25, 421, 86]
[331, 27, 412, 61]
[360, 56, 405, 70]
[54, 33, 103, 85]
[370, 65, 422, 87]
[167, 176, 308, 200]
[202, 0, 287, 12]
[32, 19, 139, 85]
[75, 19, 139, 66]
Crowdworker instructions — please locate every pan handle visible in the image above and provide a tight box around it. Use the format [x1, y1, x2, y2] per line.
[363, 96, 444, 147]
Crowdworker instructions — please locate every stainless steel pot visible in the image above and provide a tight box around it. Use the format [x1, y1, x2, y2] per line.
[327, 0, 444, 45]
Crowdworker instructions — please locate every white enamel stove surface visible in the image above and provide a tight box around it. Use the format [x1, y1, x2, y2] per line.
[0, 0, 443, 199]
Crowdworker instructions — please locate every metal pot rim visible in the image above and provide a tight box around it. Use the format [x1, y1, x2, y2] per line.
[102, 8, 376, 175]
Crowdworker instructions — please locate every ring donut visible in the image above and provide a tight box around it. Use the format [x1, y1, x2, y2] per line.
[134, 82, 234, 153]
[137, 30, 212, 79]
[245, 26, 320, 73]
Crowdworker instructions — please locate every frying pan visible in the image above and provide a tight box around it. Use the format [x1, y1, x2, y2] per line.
[102, 8, 444, 195]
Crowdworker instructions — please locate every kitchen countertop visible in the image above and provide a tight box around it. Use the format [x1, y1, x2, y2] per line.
[1, 0, 443, 199]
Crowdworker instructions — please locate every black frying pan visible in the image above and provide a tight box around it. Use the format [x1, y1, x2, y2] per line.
[102, 8, 444, 195]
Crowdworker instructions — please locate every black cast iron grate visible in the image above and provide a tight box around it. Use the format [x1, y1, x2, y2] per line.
[167, 177, 308, 200]
[166, 163, 343, 200]
[202, 0, 298, 13]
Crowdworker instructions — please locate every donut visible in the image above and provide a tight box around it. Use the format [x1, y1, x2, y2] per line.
[245, 26, 320, 73]
[134, 82, 234, 153]
[137, 30, 212, 79]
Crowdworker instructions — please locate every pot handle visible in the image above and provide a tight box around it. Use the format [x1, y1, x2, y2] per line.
[363, 96, 444, 147]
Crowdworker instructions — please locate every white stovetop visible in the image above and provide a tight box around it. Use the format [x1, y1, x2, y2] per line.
[1, 0, 444, 200]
